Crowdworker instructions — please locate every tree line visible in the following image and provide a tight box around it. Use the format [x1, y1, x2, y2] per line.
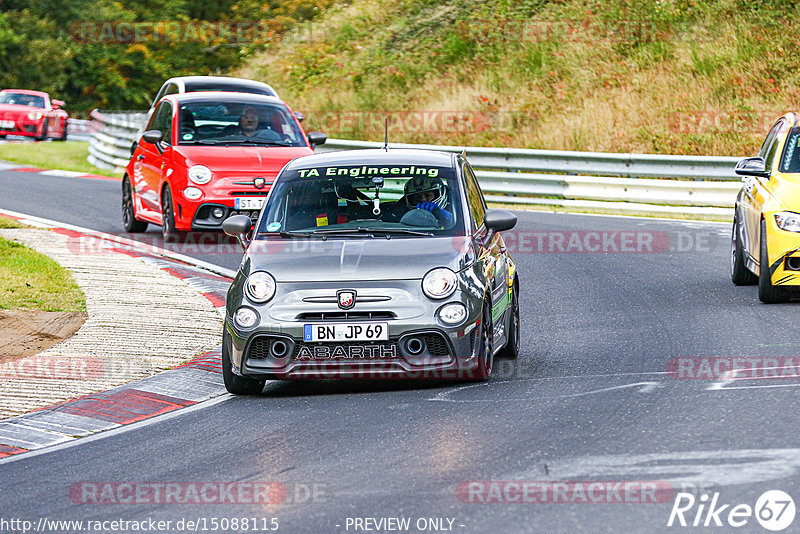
[0, 0, 340, 113]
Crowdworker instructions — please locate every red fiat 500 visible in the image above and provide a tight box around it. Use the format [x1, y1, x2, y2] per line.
[0, 89, 69, 141]
[123, 92, 326, 240]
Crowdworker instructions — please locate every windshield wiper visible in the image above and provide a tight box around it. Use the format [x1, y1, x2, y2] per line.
[256, 230, 320, 238]
[309, 227, 435, 238]
[369, 228, 435, 237]
[180, 139, 224, 145]
[223, 138, 292, 147]
[305, 227, 378, 239]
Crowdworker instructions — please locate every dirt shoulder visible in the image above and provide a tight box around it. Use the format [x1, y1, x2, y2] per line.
[0, 309, 86, 362]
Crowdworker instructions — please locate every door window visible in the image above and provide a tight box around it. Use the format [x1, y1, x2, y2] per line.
[463, 163, 485, 229]
[148, 102, 173, 146]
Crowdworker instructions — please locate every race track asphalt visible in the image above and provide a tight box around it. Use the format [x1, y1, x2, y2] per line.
[2, 168, 800, 533]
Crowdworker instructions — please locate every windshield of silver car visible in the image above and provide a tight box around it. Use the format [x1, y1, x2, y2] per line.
[256, 164, 466, 237]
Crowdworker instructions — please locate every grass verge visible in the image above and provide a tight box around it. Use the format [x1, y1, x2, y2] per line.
[0, 220, 86, 312]
[0, 216, 29, 229]
[0, 141, 117, 178]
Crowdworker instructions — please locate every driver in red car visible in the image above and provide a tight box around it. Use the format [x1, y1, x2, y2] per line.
[224, 107, 261, 138]
[224, 106, 288, 144]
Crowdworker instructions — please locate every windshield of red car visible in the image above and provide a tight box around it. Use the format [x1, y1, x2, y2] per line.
[0, 93, 44, 108]
[176, 101, 306, 147]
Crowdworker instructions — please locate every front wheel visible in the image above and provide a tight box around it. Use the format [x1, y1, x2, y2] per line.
[56, 120, 68, 141]
[472, 303, 494, 381]
[36, 120, 48, 141]
[759, 219, 788, 303]
[161, 185, 184, 243]
[498, 279, 520, 359]
[122, 177, 148, 233]
[731, 214, 757, 285]
[222, 329, 265, 395]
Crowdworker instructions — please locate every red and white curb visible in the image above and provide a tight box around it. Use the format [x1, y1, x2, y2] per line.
[0, 210, 234, 459]
[0, 160, 117, 181]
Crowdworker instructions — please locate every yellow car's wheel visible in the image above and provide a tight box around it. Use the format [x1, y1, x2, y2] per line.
[759, 219, 789, 303]
[731, 214, 757, 286]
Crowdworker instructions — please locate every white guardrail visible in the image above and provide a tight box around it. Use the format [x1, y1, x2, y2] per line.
[87, 110, 741, 220]
[65, 118, 93, 141]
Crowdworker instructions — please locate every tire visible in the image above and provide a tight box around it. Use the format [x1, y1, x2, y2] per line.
[122, 177, 148, 233]
[498, 279, 520, 359]
[731, 214, 757, 285]
[472, 303, 494, 381]
[222, 329, 265, 395]
[161, 185, 184, 243]
[36, 120, 48, 141]
[759, 219, 788, 303]
[56, 120, 68, 141]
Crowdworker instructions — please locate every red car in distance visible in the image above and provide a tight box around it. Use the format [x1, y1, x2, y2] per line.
[0, 89, 69, 141]
[123, 91, 326, 241]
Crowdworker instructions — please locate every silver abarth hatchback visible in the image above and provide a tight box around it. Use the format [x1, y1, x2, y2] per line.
[221, 149, 520, 394]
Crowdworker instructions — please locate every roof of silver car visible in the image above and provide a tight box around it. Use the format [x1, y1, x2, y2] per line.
[286, 149, 457, 169]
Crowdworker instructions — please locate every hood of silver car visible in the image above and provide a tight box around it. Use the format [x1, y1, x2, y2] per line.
[245, 236, 475, 282]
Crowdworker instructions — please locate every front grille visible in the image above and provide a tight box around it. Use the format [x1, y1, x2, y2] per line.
[297, 311, 395, 321]
[229, 191, 270, 196]
[248, 337, 271, 359]
[421, 333, 450, 357]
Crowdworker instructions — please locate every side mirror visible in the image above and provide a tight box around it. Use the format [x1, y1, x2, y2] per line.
[142, 129, 163, 145]
[294, 111, 305, 123]
[484, 209, 517, 233]
[51, 99, 64, 109]
[223, 215, 255, 251]
[735, 156, 769, 179]
[142, 129, 163, 154]
[308, 131, 327, 148]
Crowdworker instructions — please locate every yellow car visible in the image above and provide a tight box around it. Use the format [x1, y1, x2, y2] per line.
[732, 112, 800, 302]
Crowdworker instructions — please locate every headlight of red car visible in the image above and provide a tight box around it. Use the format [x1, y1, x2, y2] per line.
[188, 165, 212, 185]
[27, 111, 42, 120]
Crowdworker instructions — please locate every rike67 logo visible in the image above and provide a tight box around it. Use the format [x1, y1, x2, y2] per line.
[668, 490, 796, 531]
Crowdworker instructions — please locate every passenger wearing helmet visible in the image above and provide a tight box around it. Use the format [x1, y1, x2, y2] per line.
[400, 175, 454, 227]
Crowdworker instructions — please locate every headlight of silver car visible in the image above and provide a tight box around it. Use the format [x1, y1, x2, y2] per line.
[234, 307, 259, 329]
[188, 165, 212, 185]
[245, 271, 276, 303]
[438, 302, 467, 325]
[422, 267, 457, 299]
[774, 211, 800, 232]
